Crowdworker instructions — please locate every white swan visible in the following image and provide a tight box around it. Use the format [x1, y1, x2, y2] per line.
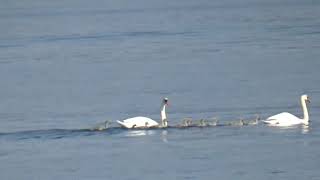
[117, 98, 169, 128]
[263, 94, 310, 127]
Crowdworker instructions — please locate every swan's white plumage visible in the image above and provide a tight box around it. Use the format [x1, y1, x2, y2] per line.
[117, 98, 168, 129]
[117, 117, 158, 128]
[263, 95, 310, 127]
[264, 112, 303, 126]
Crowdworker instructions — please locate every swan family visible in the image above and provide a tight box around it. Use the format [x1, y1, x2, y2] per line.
[116, 95, 311, 129]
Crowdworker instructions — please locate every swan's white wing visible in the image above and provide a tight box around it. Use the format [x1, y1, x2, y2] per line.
[265, 112, 301, 126]
[267, 112, 297, 121]
[118, 116, 158, 128]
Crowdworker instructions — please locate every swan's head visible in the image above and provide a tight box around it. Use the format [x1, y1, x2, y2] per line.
[163, 98, 169, 105]
[302, 94, 310, 103]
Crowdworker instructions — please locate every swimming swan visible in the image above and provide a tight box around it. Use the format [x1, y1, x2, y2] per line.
[117, 98, 169, 128]
[263, 94, 310, 126]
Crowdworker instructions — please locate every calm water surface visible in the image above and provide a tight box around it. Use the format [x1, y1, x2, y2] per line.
[1, 0, 320, 179]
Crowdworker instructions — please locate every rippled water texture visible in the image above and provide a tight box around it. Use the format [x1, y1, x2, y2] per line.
[1, 0, 320, 179]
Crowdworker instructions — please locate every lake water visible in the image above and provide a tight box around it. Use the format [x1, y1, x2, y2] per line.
[1, 0, 320, 179]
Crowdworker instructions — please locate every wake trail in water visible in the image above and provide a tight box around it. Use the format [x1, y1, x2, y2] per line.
[0, 118, 261, 141]
[0, 128, 123, 141]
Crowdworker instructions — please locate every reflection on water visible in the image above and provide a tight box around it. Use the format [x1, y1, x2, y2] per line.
[115, 128, 169, 142]
[267, 124, 311, 134]
[301, 125, 310, 134]
[161, 130, 168, 143]
[124, 130, 156, 137]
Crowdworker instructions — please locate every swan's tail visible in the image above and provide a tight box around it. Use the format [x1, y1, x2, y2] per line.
[117, 120, 130, 128]
[117, 120, 124, 126]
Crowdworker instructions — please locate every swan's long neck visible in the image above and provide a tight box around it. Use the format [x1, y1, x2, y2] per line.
[301, 97, 309, 124]
[161, 104, 167, 127]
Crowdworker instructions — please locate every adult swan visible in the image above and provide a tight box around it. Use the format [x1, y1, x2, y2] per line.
[117, 98, 169, 129]
[263, 94, 310, 126]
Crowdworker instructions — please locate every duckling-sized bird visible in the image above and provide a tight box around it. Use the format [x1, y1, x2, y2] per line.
[198, 119, 208, 127]
[246, 114, 260, 125]
[91, 120, 111, 131]
[226, 117, 244, 126]
[207, 117, 219, 126]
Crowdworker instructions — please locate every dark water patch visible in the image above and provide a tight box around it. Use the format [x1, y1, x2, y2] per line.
[270, 170, 286, 174]
[0, 31, 194, 47]
[1, 0, 317, 19]
[295, 31, 320, 36]
[0, 129, 95, 141]
[217, 39, 256, 45]
[233, 171, 247, 176]
[125, 31, 193, 38]
[0, 8, 145, 19]
[0, 44, 24, 49]
[0, 5, 258, 19]
[0, 60, 18, 64]
[0, 151, 10, 157]
[267, 25, 319, 34]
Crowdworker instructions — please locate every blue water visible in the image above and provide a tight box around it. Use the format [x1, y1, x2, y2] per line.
[1, 0, 320, 179]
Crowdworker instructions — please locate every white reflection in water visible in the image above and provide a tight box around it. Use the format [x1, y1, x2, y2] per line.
[301, 125, 310, 134]
[273, 124, 311, 134]
[124, 130, 155, 137]
[161, 130, 168, 143]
